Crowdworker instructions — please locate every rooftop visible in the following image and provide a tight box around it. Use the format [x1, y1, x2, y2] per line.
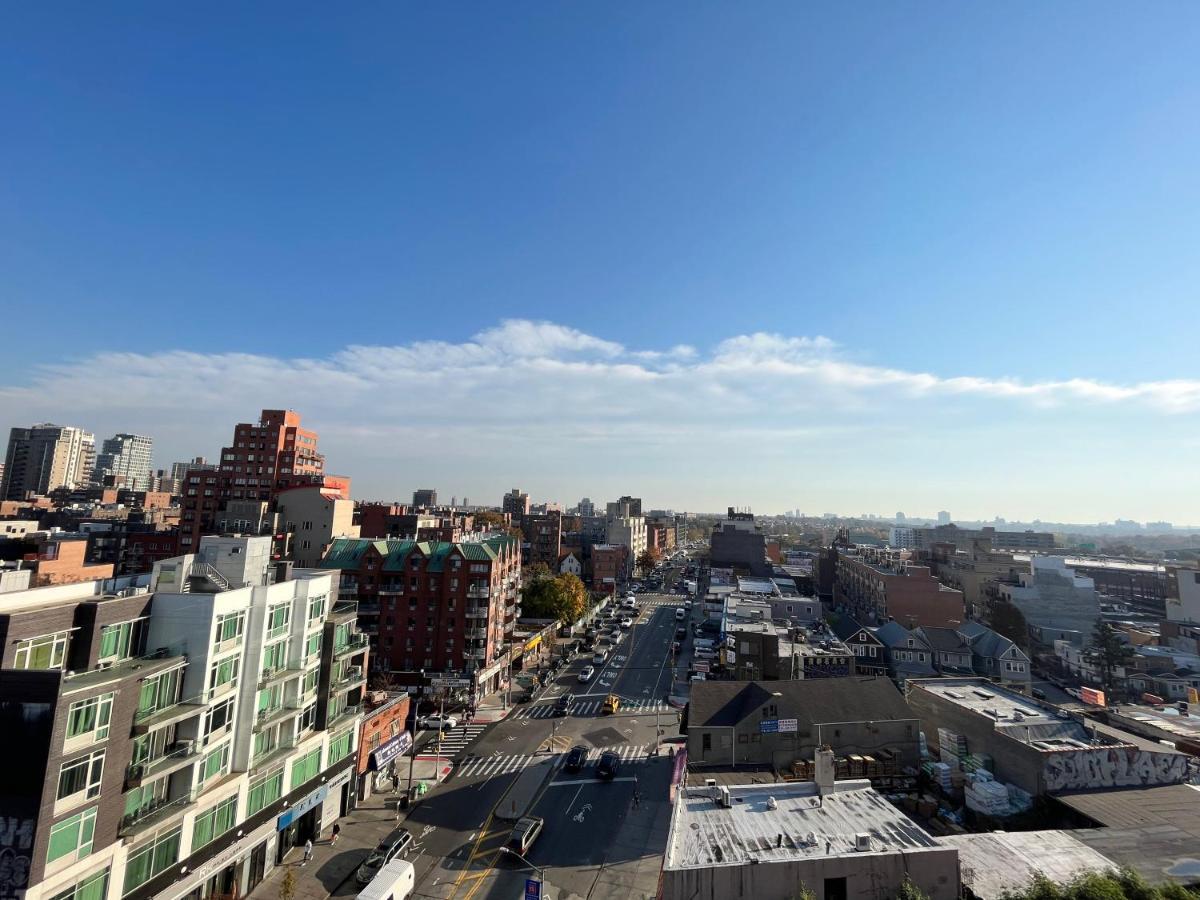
[688, 677, 913, 729]
[665, 780, 940, 869]
[942, 831, 1116, 899]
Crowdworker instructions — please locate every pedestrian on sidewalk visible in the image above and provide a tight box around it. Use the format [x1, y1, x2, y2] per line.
[301, 839, 313, 866]
[330, 824, 341, 846]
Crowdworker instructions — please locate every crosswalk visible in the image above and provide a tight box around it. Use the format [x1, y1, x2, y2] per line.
[508, 698, 672, 719]
[417, 723, 487, 758]
[452, 743, 653, 778]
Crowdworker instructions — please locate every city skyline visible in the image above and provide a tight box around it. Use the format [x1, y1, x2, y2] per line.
[3, 316, 1197, 524]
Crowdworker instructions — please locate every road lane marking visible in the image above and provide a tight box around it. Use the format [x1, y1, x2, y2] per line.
[547, 776, 641, 786]
[564, 783, 585, 817]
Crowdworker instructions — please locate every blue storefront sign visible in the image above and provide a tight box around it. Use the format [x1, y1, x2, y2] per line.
[525, 879, 541, 900]
[277, 785, 328, 830]
[369, 732, 413, 770]
[759, 718, 779, 734]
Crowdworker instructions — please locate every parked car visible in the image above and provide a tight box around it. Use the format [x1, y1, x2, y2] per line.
[596, 751, 620, 780]
[592, 649, 609, 665]
[418, 714, 458, 731]
[507, 816, 544, 855]
[578, 665, 595, 683]
[356, 831, 414, 884]
[565, 744, 589, 772]
[619, 617, 633, 629]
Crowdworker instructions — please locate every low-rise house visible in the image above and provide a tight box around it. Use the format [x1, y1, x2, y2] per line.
[831, 615, 887, 676]
[914, 626, 974, 675]
[958, 622, 1032, 692]
[872, 621, 936, 686]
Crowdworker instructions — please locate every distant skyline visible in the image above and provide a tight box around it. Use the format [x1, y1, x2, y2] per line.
[2, 6, 1198, 522]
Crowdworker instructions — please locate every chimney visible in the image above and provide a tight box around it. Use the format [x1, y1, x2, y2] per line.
[815, 746, 836, 795]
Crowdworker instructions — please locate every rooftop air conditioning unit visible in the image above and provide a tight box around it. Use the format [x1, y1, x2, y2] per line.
[855, 833, 872, 852]
[718, 786, 732, 808]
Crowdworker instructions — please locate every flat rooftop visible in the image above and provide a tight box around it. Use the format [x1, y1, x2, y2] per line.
[916, 679, 1061, 723]
[665, 780, 939, 870]
[942, 831, 1115, 900]
[1114, 703, 1200, 741]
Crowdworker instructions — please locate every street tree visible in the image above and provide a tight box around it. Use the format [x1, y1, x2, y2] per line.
[1085, 620, 1135, 697]
[636, 547, 661, 573]
[520, 573, 586, 624]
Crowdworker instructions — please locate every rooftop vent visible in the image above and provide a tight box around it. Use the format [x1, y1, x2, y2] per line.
[855, 833, 872, 852]
[766, 796, 778, 810]
[717, 786, 732, 808]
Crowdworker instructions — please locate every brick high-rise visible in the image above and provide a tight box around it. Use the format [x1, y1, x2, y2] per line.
[180, 410, 349, 551]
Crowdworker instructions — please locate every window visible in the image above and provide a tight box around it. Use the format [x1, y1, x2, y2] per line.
[261, 640, 287, 675]
[46, 808, 97, 866]
[307, 595, 326, 623]
[213, 612, 246, 649]
[206, 697, 235, 736]
[48, 866, 108, 900]
[290, 747, 322, 790]
[14, 631, 70, 670]
[333, 623, 351, 651]
[328, 730, 353, 763]
[192, 795, 238, 850]
[299, 702, 317, 732]
[57, 750, 105, 803]
[124, 778, 168, 821]
[247, 770, 284, 815]
[267, 603, 291, 637]
[98, 620, 144, 662]
[303, 667, 320, 696]
[66, 694, 114, 743]
[200, 744, 231, 784]
[122, 827, 181, 894]
[208, 656, 240, 694]
[305, 633, 322, 660]
[258, 682, 283, 714]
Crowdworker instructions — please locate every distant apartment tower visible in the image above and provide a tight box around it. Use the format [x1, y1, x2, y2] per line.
[411, 488, 437, 508]
[577, 497, 595, 517]
[502, 488, 530, 517]
[937, 511, 952, 526]
[709, 508, 770, 576]
[95, 433, 154, 490]
[606, 496, 642, 518]
[524, 510, 562, 570]
[0, 534, 366, 900]
[889, 526, 916, 549]
[1, 424, 96, 501]
[318, 534, 521, 698]
[911, 525, 1054, 553]
[180, 410, 348, 550]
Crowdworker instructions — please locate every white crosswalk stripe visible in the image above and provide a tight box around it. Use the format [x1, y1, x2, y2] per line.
[422, 723, 488, 758]
[453, 744, 653, 778]
[509, 698, 671, 720]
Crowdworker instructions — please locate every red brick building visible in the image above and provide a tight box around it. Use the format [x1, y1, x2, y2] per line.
[181, 408, 349, 549]
[591, 543, 628, 592]
[834, 546, 965, 628]
[356, 692, 412, 798]
[318, 534, 521, 696]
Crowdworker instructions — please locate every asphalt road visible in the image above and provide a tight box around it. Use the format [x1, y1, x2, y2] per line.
[404, 594, 683, 900]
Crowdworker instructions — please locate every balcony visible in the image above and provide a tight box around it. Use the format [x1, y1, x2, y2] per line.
[332, 665, 366, 691]
[124, 741, 201, 789]
[333, 634, 369, 659]
[356, 603, 381, 616]
[465, 604, 489, 619]
[254, 704, 296, 732]
[131, 697, 207, 735]
[467, 586, 491, 599]
[464, 647, 488, 661]
[258, 666, 294, 690]
[328, 703, 361, 728]
[120, 788, 199, 836]
[377, 584, 404, 596]
[465, 628, 487, 640]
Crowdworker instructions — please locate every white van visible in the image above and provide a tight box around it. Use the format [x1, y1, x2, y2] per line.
[675, 608, 686, 621]
[358, 860, 415, 900]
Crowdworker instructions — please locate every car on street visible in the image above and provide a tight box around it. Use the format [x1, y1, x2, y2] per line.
[554, 694, 574, 715]
[596, 750, 620, 780]
[610, 631, 624, 645]
[619, 617, 633, 628]
[356, 831, 414, 884]
[565, 744, 589, 772]
[507, 816, 544, 855]
[602, 693, 621, 714]
[592, 649, 609, 665]
[675, 608, 686, 620]
[418, 714, 458, 731]
[578, 665, 595, 682]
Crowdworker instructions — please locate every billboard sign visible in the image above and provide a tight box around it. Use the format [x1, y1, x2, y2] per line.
[778, 718, 798, 733]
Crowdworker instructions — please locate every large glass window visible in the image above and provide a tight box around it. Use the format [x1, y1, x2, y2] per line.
[212, 612, 246, 649]
[208, 656, 240, 694]
[57, 750, 105, 803]
[66, 694, 113, 743]
[135, 668, 182, 720]
[200, 744, 231, 785]
[46, 808, 97, 866]
[332, 623, 351, 651]
[48, 866, 108, 900]
[246, 770, 284, 815]
[290, 747, 321, 790]
[302, 667, 320, 696]
[261, 641, 287, 675]
[191, 795, 238, 850]
[14, 632, 70, 670]
[257, 683, 283, 715]
[307, 595, 326, 623]
[98, 619, 144, 662]
[328, 730, 353, 763]
[123, 777, 168, 820]
[267, 603, 291, 638]
[122, 827, 181, 895]
[205, 698, 235, 736]
[304, 633, 322, 660]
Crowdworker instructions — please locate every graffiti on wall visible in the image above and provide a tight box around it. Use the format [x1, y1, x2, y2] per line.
[0, 700, 53, 900]
[1043, 747, 1189, 791]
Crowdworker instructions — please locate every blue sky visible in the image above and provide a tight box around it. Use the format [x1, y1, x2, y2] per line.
[3, 4, 1199, 521]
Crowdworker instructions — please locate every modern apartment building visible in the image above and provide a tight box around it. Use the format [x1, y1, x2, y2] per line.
[911, 524, 1054, 553]
[2, 424, 97, 501]
[410, 489, 437, 508]
[605, 515, 646, 571]
[180, 410, 349, 550]
[318, 534, 521, 699]
[501, 489, 529, 517]
[95, 435, 154, 491]
[833, 547, 966, 628]
[0, 534, 366, 900]
[709, 509, 770, 576]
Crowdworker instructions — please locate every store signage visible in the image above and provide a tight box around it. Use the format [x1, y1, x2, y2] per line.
[278, 785, 328, 830]
[693, 661, 710, 673]
[525, 879, 541, 900]
[778, 718, 798, 733]
[370, 732, 413, 770]
[430, 677, 471, 690]
[759, 719, 779, 734]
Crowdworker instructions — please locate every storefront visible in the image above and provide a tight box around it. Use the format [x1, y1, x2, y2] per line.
[275, 768, 353, 864]
[366, 731, 412, 795]
[159, 819, 277, 900]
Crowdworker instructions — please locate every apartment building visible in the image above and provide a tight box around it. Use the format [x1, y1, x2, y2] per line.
[2, 424, 96, 501]
[590, 544, 628, 591]
[833, 547, 965, 628]
[0, 535, 365, 900]
[926, 540, 1023, 620]
[911, 524, 1054, 553]
[522, 510, 561, 570]
[605, 515, 646, 571]
[180, 410, 349, 551]
[318, 534, 520, 698]
[94, 435, 154, 492]
[501, 489, 529, 517]
[275, 485, 360, 568]
[709, 509, 770, 576]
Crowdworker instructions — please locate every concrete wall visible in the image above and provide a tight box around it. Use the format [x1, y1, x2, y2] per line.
[1041, 747, 1189, 791]
[689, 718, 919, 771]
[661, 847, 959, 900]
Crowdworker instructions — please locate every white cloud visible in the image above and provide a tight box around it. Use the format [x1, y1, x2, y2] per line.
[2, 318, 1197, 515]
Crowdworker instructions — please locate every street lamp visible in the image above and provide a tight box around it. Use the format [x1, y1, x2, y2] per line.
[499, 847, 547, 886]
